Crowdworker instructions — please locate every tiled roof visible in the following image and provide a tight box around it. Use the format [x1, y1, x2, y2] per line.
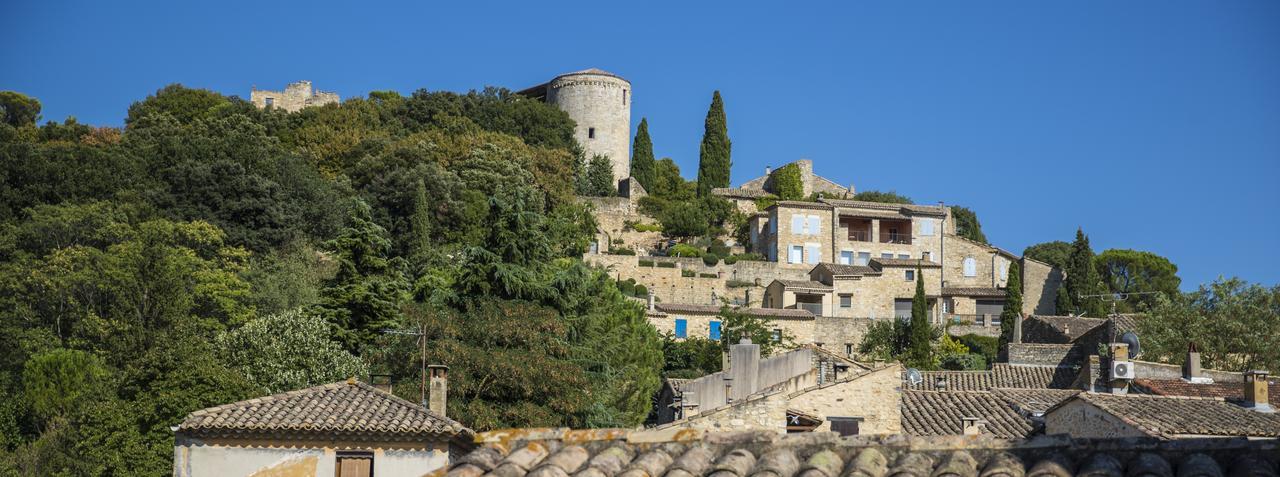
[773, 279, 834, 291]
[447, 428, 1276, 477]
[711, 187, 773, 199]
[1133, 378, 1280, 407]
[909, 364, 1077, 391]
[812, 263, 878, 277]
[769, 200, 833, 211]
[992, 389, 1081, 415]
[654, 303, 815, 319]
[1055, 393, 1280, 439]
[869, 258, 940, 268]
[818, 198, 948, 217]
[941, 287, 1005, 298]
[177, 379, 470, 440]
[901, 391, 1034, 439]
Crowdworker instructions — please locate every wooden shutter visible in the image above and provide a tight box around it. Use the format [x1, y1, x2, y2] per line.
[808, 215, 821, 235]
[337, 453, 373, 477]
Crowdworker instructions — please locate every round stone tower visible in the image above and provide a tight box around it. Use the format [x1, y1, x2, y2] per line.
[545, 69, 632, 185]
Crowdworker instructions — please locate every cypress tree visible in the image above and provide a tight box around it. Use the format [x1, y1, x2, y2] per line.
[1066, 228, 1108, 317]
[410, 178, 432, 261]
[696, 91, 731, 197]
[907, 264, 932, 367]
[999, 261, 1023, 357]
[630, 118, 656, 190]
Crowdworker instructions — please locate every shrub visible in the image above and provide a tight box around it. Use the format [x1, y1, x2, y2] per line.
[681, 270, 695, 278]
[723, 255, 738, 265]
[698, 273, 718, 279]
[754, 195, 779, 211]
[638, 259, 655, 267]
[617, 279, 637, 296]
[726, 279, 754, 288]
[707, 240, 730, 257]
[611, 238, 625, 245]
[955, 334, 998, 369]
[771, 163, 804, 200]
[668, 243, 703, 257]
[607, 247, 635, 256]
[634, 285, 648, 297]
[657, 261, 677, 268]
[634, 223, 663, 233]
[702, 254, 721, 266]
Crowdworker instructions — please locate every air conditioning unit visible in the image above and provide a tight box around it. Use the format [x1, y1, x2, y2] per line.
[1111, 360, 1135, 380]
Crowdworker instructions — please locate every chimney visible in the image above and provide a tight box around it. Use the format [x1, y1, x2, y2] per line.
[370, 374, 394, 394]
[728, 338, 761, 401]
[647, 294, 655, 311]
[1183, 343, 1202, 382]
[1012, 314, 1023, 344]
[935, 376, 948, 391]
[428, 365, 448, 416]
[1245, 370, 1273, 412]
[765, 166, 772, 175]
[961, 417, 985, 435]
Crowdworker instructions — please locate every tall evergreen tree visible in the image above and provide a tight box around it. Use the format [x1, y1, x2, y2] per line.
[906, 264, 932, 367]
[696, 91, 731, 197]
[629, 118, 656, 190]
[410, 178, 432, 261]
[999, 261, 1023, 358]
[1065, 228, 1108, 317]
[582, 154, 616, 197]
[315, 199, 410, 353]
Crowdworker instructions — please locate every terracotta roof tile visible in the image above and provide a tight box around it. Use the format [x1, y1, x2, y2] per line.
[909, 364, 1077, 391]
[654, 303, 815, 319]
[1060, 393, 1280, 439]
[870, 258, 941, 268]
[812, 263, 878, 277]
[1133, 378, 1280, 406]
[901, 391, 1035, 439]
[177, 380, 469, 440]
[773, 280, 834, 291]
[942, 287, 1006, 298]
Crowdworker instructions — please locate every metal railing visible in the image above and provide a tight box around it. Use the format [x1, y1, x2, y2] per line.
[880, 233, 911, 244]
[847, 230, 871, 242]
[946, 314, 1002, 326]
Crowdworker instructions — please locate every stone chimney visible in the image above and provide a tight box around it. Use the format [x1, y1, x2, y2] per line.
[728, 338, 761, 401]
[935, 376, 948, 391]
[647, 294, 655, 311]
[961, 417, 985, 435]
[1244, 370, 1273, 413]
[1012, 314, 1023, 344]
[428, 365, 448, 416]
[1183, 343, 1206, 383]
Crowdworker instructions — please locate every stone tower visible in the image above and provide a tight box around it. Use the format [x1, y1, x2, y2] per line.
[521, 69, 632, 186]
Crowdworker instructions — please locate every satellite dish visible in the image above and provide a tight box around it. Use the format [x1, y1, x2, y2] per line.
[905, 368, 923, 386]
[1120, 331, 1141, 359]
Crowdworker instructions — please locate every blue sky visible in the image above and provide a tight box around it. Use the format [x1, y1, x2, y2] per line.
[3, 1, 1278, 289]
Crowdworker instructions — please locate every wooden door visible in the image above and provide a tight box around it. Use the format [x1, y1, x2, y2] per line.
[336, 453, 372, 477]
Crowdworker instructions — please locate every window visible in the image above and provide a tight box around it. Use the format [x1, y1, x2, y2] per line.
[788, 245, 803, 264]
[674, 319, 687, 338]
[921, 219, 935, 236]
[963, 257, 977, 277]
[839, 294, 852, 308]
[1000, 263, 1009, 281]
[881, 252, 894, 259]
[898, 253, 910, 259]
[828, 417, 862, 437]
[807, 215, 821, 235]
[791, 215, 804, 234]
[805, 244, 821, 264]
[839, 251, 853, 265]
[922, 251, 931, 261]
[856, 252, 870, 266]
[709, 320, 722, 340]
[588, 127, 596, 139]
[905, 270, 915, 281]
[894, 299, 913, 319]
[844, 343, 854, 356]
[770, 215, 777, 233]
[264, 97, 275, 107]
[337, 452, 374, 477]
[623, 89, 628, 105]
[771, 328, 782, 342]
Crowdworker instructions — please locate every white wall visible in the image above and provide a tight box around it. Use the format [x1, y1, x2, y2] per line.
[173, 436, 449, 477]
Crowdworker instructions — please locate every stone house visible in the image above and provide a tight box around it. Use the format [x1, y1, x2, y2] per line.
[444, 427, 1277, 477]
[173, 378, 470, 477]
[646, 303, 816, 343]
[250, 81, 339, 112]
[1042, 392, 1280, 439]
[713, 159, 852, 214]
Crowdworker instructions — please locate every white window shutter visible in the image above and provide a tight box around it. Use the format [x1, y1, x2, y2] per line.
[963, 257, 976, 277]
[808, 216, 821, 236]
[791, 215, 803, 234]
[922, 220, 934, 236]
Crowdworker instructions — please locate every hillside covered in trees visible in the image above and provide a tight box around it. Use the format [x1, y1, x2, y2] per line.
[0, 86, 662, 475]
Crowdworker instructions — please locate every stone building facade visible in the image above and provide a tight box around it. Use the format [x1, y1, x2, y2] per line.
[713, 159, 853, 214]
[250, 81, 339, 112]
[519, 69, 632, 188]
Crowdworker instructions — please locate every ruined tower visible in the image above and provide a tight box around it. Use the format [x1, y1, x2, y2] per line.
[520, 69, 632, 187]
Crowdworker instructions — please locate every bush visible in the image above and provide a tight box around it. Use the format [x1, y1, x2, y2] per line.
[707, 240, 730, 257]
[723, 255, 739, 265]
[634, 223, 663, 233]
[771, 163, 804, 200]
[754, 195, 779, 211]
[702, 254, 720, 266]
[698, 273, 718, 279]
[681, 270, 695, 278]
[940, 353, 987, 371]
[955, 334, 998, 369]
[638, 259, 655, 267]
[657, 261, 677, 268]
[607, 247, 635, 256]
[668, 243, 703, 257]
[634, 285, 648, 297]
[617, 279, 637, 296]
[726, 279, 754, 288]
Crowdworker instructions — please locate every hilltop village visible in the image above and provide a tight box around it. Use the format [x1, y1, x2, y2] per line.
[0, 70, 1275, 477]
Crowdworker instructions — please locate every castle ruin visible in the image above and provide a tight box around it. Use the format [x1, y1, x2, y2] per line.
[250, 80, 339, 112]
[519, 69, 632, 189]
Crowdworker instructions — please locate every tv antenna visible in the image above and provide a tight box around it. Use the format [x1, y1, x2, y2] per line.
[382, 323, 430, 406]
[1078, 291, 1161, 317]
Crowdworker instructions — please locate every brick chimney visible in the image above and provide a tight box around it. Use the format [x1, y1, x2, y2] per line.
[428, 365, 448, 416]
[1244, 370, 1273, 413]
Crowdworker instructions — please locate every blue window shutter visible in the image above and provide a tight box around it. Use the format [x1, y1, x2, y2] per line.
[675, 319, 687, 338]
[709, 321, 722, 340]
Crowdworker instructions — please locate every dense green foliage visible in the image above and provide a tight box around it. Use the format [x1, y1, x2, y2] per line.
[851, 190, 913, 204]
[581, 154, 617, 197]
[998, 262, 1022, 357]
[1094, 249, 1180, 312]
[718, 306, 792, 357]
[770, 163, 804, 200]
[696, 91, 731, 197]
[1059, 229, 1108, 316]
[0, 85, 665, 472]
[950, 206, 987, 244]
[661, 337, 723, 379]
[0, 92, 41, 127]
[906, 265, 932, 367]
[630, 118, 656, 190]
[1139, 278, 1279, 373]
[1023, 241, 1072, 270]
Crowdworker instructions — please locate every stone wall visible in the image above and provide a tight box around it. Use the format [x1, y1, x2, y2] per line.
[946, 324, 1001, 338]
[812, 316, 875, 355]
[250, 81, 339, 113]
[829, 267, 941, 319]
[547, 72, 631, 185]
[785, 365, 904, 435]
[668, 392, 789, 434]
[1043, 399, 1149, 439]
[586, 254, 810, 306]
[1021, 259, 1061, 316]
[172, 435, 448, 477]
[1133, 360, 1244, 383]
[943, 235, 1011, 289]
[1007, 343, 1087, 367]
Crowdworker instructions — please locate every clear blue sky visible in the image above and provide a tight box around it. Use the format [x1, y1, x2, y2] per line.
[4, 1, 1278, 289]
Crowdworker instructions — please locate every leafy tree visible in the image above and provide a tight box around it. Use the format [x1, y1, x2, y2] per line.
[630, 118, 656, 190]
[998, 261, 1023, 357]
[1064, 228, 1108, 316]
[409, 178, 433, 264]
[581, 154, 617, 197]
[0, 91, 41, 127]
[719, 305, 792, 358]
[21, 349, 108, 428]
[1094, 249, 1180, 312]
[770, 163, 804, 200]
[1139, 278, 1279, 373]
[696, 91, 731, 197]
[852, 190, 912, 204]
[243, 240, 337, 317]
[649, 158, 689, 198]
[905, 264, 932, 367]
[125, 84, 231, 126]
[956, 334, 998, 369]
[315, 199, 410, 353]
[661, 336, 722, 378]
[935, 334, 975, 370]
[1023, 241, 1072, 270]
[951, 206, 987, 244]
[219, 309, 368, 394]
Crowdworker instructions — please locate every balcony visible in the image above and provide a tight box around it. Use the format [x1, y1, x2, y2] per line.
[880, 232, 912, 245]
[797, 302, 824, 315]
[879, 219, 912, 244]
[847, 230, 870, 242]
[946, 314, 1002, 327]
[840, 217, 874, 243]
